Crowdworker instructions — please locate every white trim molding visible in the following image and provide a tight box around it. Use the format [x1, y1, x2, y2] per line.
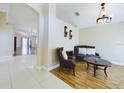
[41, 64, 59, 71]
[48, 64, 59, 71]
[35, 65, 42, 70]
[0, 56, 13, 62]
[42, 65, 48, 71]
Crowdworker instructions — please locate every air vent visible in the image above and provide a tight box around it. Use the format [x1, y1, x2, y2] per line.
[75, 12, 80, 16]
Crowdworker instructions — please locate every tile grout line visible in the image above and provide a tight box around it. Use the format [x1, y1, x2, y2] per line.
[7, 61, 13, 89]
[23, 63, 43, 88]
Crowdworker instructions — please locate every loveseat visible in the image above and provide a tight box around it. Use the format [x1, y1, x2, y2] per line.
[74, 45, 100, 61]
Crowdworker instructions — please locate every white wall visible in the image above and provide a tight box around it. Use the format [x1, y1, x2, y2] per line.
[27, 3, 49, 68]
[40, 4, 49, 68]
[8, 4, 38, 33]
[0, 25, 14, 57]
[26, 4, 79, 69]
[48, 4, 79, 68]
[38, 4, 79, 69]
[79, 22, 124, 65]
[56, 19, 79, 51]
[48, 18, 79, 68]
[27, 3, 43, 14]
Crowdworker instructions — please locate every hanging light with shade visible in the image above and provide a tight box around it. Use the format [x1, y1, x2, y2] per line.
[96, 3, 112, 24]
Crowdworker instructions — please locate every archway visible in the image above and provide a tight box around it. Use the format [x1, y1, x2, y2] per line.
[0, 3, 40, 68]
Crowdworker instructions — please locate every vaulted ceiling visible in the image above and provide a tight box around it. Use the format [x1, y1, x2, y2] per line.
[1, 3, 124, 30]
[0, 3, 38, 34]
[56, 3, 124, 28]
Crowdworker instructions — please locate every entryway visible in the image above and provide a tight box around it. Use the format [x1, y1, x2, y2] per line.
[14, 36, 37, 56]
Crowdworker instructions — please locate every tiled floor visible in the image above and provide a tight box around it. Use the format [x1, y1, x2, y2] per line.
[0, 55, 72, 89]
[13, 47, 36, 56]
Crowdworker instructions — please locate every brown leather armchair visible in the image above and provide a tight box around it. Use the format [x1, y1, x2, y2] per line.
[56, 47, 76, 76]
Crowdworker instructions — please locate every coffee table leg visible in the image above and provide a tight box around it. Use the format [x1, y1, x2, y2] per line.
[94, 65, 97, 76]
[104, 67, 108, 77]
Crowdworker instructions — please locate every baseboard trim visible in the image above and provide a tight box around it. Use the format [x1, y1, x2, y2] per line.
[35, 65, 42, 70]
[42, 65, 48, 71]
[108, 60, 124, 66]
[0, 56, 13, 62]
[36, 64, 59, 71]
[41, 64, 59, 71]
[112, 62, 124, 66]
[48, 64, 59, 71]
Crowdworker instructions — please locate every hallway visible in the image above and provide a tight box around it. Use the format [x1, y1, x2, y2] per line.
[13, 37, 37, 56]
[0, 55, 71, 89]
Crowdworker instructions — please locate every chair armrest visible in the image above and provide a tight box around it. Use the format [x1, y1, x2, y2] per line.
[68, 56, 76, 60]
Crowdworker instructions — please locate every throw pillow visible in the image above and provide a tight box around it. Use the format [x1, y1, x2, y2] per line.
[87, 48, 96, 55]
[91, 49, 96, 55]
[79, 48, 87, 55]
[87, 48, 92, 55]
[62, 51, 68, 59]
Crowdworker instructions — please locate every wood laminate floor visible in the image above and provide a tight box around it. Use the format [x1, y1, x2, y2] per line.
[51, 62, 124, 89]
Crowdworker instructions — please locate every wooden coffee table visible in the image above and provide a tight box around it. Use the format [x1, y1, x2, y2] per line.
[84, 57, 112, 77]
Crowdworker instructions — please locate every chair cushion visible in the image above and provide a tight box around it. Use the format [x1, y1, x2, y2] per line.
[76, 54, 85, 59]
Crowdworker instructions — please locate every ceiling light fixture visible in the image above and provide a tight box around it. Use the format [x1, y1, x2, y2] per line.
[96, 3, 112, 24]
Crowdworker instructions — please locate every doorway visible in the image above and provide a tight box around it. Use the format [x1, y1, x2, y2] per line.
[22, 37, 30, 55]
[14, 36, 37, 56]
